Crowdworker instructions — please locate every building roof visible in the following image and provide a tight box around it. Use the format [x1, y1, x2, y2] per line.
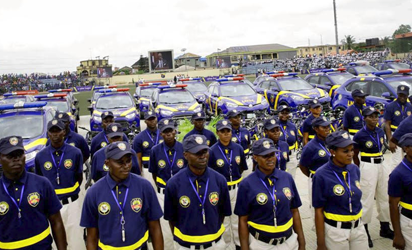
[395, 32, 412, 40]
[176, 53, 201, 59]
[207, 43, 295, 57]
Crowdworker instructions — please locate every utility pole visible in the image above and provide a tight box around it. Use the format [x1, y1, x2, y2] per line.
[333, 0, 339, 55]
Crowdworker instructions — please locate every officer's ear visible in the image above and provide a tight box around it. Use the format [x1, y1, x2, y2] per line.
[253, 154, 258, 162]
[104, 159, 111, 169]
[183, 152, 189, 161]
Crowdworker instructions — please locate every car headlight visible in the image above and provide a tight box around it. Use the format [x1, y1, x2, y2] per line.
[25, 150, 38, 161]
[141, 100, 149, 105]
[193, 106, 202, 113]
[125, 113, 136, 120]
[93, 116, 102, 123]
[291, 95, 305, 102]
[160, 110, 173, 116]
[261, 98, 268, 106]
[226, 102, 238, 108]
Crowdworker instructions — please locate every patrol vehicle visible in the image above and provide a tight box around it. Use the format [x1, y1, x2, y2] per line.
[178, 78, 208, 108]
[253, 72, 331, 115]
[34, 93, 77, 132]
[150, 84, 202, 121]
[87, 85, 118, 115]
[89, 88, 140, 137]
[1, 91, 36, 104]
[376, 60, 411, 70]
[134, 82, 161, 117]
[305, 68, 355, 98]
[49, 89, 79, 120]
[0, 101, 55, 172]
[345, 61, 378, 76]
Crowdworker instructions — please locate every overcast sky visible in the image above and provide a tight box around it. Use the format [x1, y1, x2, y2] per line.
[0, 0, 411, 75]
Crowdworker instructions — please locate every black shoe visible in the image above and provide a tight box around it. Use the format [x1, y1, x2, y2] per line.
[380, 222, 394, 239]
[365, 224, 374, 248]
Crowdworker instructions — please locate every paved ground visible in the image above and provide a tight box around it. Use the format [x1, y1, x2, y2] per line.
[77, 115, 395, 249]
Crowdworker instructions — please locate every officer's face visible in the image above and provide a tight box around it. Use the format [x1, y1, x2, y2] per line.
[48, 127, 65, 145]
[265, 127, 280, 142]
[330, 144, 354, 166]
[161, 128, 176, 144]
[0, 150, 25, 177]
[253, 152, 276, 173]
[106, 154, 132, 181]
[398, 93, 408, 104]
[365, 113, 379, 127]
[108, 136, 122, 144]
[102, 117, 115, 130]
[403, 146, 412, 159]
[184, 149, 209, 169]
[354, 96, 366, 105]
[314, 125, 331, 138]
[145, 117, 157, 130]
[193, 119, 205, 130]
[310, 106, 322, 116]
[278, 111, 290, 122]
[229, 115, 241, 127]
[217, 128, 232, 144]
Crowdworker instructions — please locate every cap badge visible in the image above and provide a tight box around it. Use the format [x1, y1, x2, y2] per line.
[323, 117, 327, 121]
[233, 110, 237, 113]
[270, 120, 276, 124]
[164, 120, 169, 125]
[360, 90, 364, 93]
[222, 120, 228, 126]
[104, 112, 109, 115]
[148, 111, 152, 115]
[9, 137, 18, 146]
[112, 125, 118, 132]
[52, 120, 58, 125]
[263, 140, 271, 149]
[197, 112, 201, 117]
[118, 142, 126, 151]
[342, 133, 349, 139]
[195, 136, 204, 144]
[401, 86, 405, 90]
[58, 114, 63, 118]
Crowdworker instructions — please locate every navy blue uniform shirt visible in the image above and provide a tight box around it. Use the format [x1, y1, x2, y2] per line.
[47, 129, 90, 162]
[91, 131, 128, 158]
[384, 100, 412, 130]
[353, 126, 385, 157]
[80, 173, 162, 249]
[393, 115, 412, 142]
[231, 127, 251, 154]
[343, 104, 364, 134]
[148, 141, 185, 188]
[35, 143, 83, 200]
[299, 136, 330, 174]
[388, 158, 412, 210]
[132, 128, 163, 168]
[184, 128, 217, 147]
[312, 160, 363, 221]
[164, 167, 231, 246]
[278, 120, 298, 151]
[234, 167, 301, 239]
[0, 171, 62, 249]
[91, 147, 141, 182]
[209, 141, 248, 184]
[302, 114, 316, 139]
[274, 140, 290, 171]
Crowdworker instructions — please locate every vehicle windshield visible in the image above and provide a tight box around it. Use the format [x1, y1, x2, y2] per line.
[185, 83, 208, 93]
[96, 94, 134, 109]
[0, 115, 43, 139]
[159, 90, 195, 104]
[0, 97, 25, 105]
[355, 65, 378, 74]
[329, 73, 355, 85]
[45, 101, 69, 112]
[220, 83, 256, 97]
[140, 88, 156, 98]
[93, 92, 103, 101]
[278, 78, 314, 91]
[390, 63, 411, 70]
[387, 78, 412, 95]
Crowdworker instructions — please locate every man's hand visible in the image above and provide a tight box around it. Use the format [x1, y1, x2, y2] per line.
[393, 234, 406, 250]
[389, 140, 397, 153]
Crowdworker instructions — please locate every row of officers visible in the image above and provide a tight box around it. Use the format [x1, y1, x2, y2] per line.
[1, 84, 412, 250]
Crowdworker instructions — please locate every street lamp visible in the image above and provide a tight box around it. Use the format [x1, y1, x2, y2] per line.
[333, 0, 339, 55]
[181, 48, 187, 75]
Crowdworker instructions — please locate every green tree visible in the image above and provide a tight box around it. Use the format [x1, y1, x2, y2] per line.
[381, 36, 391, 47]
[391, 24, 412, 53]
[344, 35, 356, 50]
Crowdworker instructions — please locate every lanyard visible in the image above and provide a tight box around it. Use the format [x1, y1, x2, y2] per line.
[318, 143, 331, 157]
[259, 178, 278, 227]
[163, 146, 177, 177]
[274, 145, 281, 169]
[363, 126, 381, 152]
[50, 147, 66, 185]
[280, 125, 288, 141]
[355, 107, 363, 124]
[1, 181, 24, 219]
[396, 102, 406, 118]
[217, 146, 233, 182]
[233, 130, 242, 143]
[103, 133, 109, 144]
[145, 129, 159, 145]
[111, 187, 129, 242]
[401, 160, 412, 173]
[189, 177, 209, 225]
[329, 166, 353, 213]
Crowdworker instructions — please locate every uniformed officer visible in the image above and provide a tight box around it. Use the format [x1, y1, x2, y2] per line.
[384, 85, 412, 170]
[184, 111, 217, 146]
[209, 119, 248, 249]
[263, 118, 289, 171]
[0, 136, 67, 250]
[343, 89, 368, 137]
[277, 105, 299, 178]
[149, 118, 185, 248]
[54, 111, 90, 163]
[92, 123, 141, 182]
[133, 111, 163, 183]
[90, 111, 128, 158]
[391, 112, 412, 151]
[227, 110, 251, 154]
[389, 133, 412, 250]
[235, 138, 305, 250]
[164, 135, 231, 250]
[353, 107, 393, 247]
[302, 99, 323, 145]
[312, 130, 368, 250]
[81, 141, 164, 250]
[35, 119, 84, 250]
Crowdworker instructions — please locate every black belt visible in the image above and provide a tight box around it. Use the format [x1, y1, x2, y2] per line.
[361, 156, 384, 164]
[178, 236, 221, 249]
[324, 217, 360, 229]
[61, 194, 79, 205]
[143, 163, 149, 169]
[228, 183, 239, 191]
[157, 186, 165, 194]
[249, 227, 292, 246]
[401, 208, 412, 220]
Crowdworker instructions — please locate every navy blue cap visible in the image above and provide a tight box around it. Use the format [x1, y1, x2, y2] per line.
[312, 116, 331, 127]
[101, 111, 114, 119]
[144, 111, 157, 120]
[397, 85, 410, 95]
[252, 138, 279, 156]
[158, 118, 175, 132]
[55, 111, 70, 123]
[105, 141, 132, 160]
[308, 99, 321, 109]
[362, 106, 379, 117]
[183, 135, 209, 153]
[263, 118, 280, 130]
[192, 111, 206, 120]
[399, 133, 412, 147]
[47, 119, 65, 131]
[226, 109, 241, 118]
[326, 131, 355, 148]
[277, 105, 290, 112]
[106, 123, 124, 138]
[0, 136, 25, 155]
[216, 120, 232, 131]
[351, 89, 369, 98]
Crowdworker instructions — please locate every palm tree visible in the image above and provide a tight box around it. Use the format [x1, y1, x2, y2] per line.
[344, 35, 356, 50]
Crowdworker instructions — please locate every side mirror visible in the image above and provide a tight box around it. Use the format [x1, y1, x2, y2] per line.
[87, 98, 91, 103]
[87, 106, 93, 111]
[271, 88, 279, 93]
[74, 100, 79, 105]
[325, 82, 333, 86]
[382, 92, 394, 99]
